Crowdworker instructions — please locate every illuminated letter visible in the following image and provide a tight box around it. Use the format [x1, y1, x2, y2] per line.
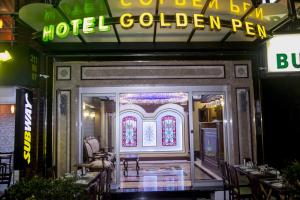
[71, 19, 82, 36]
[193, 14, 205, 29]
[257, 24, 266, 39]
[176, 13, 188, 28]
[255, 7, 264, 20]
[42, 25, 55, 42]
[24, 151, 31, 164]
[209, 0, 219, 9]
[243, 2, 251, 12]
[140, 12, 154, 28]
[120, 13, 134, 29]
[192, 0, 203, 8]
[176, 0, 186, 6]
[292, 53, 300, 68]
[121, 0, 132, 7]
[25, 131, 31, 142]
[210, 16, 221, 31]
[83, 17, 96, 34]
[231, 19, 242, 32]
[245, 22, 256, 36]
[160, 13, 171, 28]
[99, 16, 110, 32]
[24, 140, 31, 152]
[25, 93, 32, 110]
[56, 22, 70, 39]
[230, 0, 240, 14]
[277, 54, 288, 69]
[140, 0, 152, 6]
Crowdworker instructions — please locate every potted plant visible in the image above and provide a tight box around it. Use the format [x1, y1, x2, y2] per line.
[282, 160, 300, 199]
[4, 176, 89, 200]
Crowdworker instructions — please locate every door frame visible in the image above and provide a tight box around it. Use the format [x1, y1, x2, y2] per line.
[78, 85, 231, 188]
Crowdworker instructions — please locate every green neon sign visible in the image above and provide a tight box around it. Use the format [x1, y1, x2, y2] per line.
[42, 16, 110, 42]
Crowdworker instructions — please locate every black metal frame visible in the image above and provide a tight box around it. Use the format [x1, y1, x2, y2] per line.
[15, 0, 300, 46]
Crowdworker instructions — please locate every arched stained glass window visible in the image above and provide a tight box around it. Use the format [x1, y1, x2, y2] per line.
[122, 116, 137, 147]
[162, 115, 176, 146]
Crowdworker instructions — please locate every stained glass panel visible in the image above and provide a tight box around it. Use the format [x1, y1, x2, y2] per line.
[162, 115, 176, 146]
[122, 116, 137, 147]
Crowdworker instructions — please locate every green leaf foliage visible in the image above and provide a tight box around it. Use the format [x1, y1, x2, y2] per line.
[5, 176, 90, 200]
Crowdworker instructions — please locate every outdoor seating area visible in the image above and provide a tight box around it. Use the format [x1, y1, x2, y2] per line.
[220, 160, 293, 200]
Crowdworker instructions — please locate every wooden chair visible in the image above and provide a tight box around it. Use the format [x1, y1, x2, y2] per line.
[228, 165, 252, 200]
[245, 173, 265, 200]
[220, 160, 232, 200]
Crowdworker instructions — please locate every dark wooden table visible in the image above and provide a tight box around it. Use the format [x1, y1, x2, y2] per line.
[235, 165, 289, 200]
[122, 154, 140, 176]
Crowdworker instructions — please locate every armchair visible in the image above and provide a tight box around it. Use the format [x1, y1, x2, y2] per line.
[83, 136, 115, 167]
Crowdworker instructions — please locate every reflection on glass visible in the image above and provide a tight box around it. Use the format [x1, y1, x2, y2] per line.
[81, 95, 116, 183]
[236, 88, 252, 162]
[193, 94, 225, 181]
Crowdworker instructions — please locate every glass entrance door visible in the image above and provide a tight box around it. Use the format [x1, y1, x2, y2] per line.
[80, 93, 117, 185]
[79, 86, 229, 189]
[189, 92, 227, 186]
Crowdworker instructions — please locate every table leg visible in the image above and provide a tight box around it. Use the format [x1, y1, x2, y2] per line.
[136, 158, 140, 176]
[123, 160, 128, 176]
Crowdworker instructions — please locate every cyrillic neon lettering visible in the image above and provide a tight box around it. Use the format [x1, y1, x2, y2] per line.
[192, 0, 203, 8]
[121, 0, 132, 7]
[230, 0, 240, 13]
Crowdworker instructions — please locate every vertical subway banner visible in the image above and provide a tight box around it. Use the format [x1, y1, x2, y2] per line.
[14, 89, 34, 170]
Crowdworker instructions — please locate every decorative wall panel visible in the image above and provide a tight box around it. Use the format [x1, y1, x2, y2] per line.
[162, 116, 177, 146]
[81, 65, 225, 80]
[142, 121, 157, 147]
[122, 116, 137, 147]
[56, 90, 71, 176]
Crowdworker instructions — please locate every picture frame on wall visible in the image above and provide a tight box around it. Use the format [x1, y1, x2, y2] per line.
[56, 66, 71, 80]
[234, 64, 248, 78]
[142, 121, 157, 147]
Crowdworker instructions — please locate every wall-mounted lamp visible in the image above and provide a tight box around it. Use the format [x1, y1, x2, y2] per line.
[10, 105, 15, 114]
[0, 50, 12, 62]
[0, 19, 3, 29]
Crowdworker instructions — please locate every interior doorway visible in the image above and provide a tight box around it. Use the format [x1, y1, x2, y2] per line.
[79, 86, 229, 189]
[192, 93, 225, 183]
